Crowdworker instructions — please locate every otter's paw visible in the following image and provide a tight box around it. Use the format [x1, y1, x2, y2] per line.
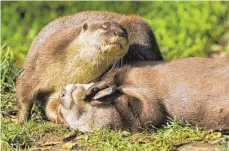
[92, 85, 117, 100]
[82, 79, 116, 100]
[60, 83, 94, 109]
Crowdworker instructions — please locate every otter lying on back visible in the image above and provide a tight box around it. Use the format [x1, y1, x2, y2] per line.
[17, 11, 163, 123]
[57, 54, 229, 132]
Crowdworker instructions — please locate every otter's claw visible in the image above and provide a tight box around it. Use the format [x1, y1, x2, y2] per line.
[92, 85, 117, 100]
[82, 79, 115, 100]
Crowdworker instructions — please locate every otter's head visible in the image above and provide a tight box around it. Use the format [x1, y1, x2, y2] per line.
[75, 21, 129, 60]
[56, 83, 163, 132]
[57, 84, 125, 132]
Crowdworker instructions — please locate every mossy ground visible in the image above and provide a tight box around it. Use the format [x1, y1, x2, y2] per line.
[1, 46, 229, 151]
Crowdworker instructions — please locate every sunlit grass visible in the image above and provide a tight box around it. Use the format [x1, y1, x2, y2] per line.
[78, 121, 228, 151]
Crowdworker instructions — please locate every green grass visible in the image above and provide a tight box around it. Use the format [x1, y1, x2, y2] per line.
[78, 121, 228, 151]
[1, 45, 17, 114]
[1, 119, 73, 150]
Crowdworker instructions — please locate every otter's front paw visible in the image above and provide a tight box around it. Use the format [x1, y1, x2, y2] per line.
[82, 78, 116, 100]
[92, 85, 117, 100]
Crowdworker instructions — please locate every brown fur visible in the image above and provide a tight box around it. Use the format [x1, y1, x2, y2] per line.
[17, 11, 163, 123]
[58, 54, 229, 132]
[28, 11, 163, 62]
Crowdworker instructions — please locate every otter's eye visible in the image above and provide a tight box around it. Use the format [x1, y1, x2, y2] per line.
[102, 24, 108, 30]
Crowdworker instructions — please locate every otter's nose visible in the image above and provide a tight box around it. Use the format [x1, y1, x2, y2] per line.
[60, 89, 66, 100]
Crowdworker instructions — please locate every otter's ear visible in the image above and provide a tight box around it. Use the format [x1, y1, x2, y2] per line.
[82, 22, 88, 32]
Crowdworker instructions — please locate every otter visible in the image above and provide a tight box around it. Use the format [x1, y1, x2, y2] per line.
[57, 54, 229, 132]
[17, 11, 163, 124]
[57, 83, 141, 132]
[17, 21, 129, 123]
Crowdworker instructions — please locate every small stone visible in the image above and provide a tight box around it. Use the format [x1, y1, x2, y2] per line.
[177, 142, 226, 151]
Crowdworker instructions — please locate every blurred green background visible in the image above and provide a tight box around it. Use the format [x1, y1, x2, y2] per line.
[1, 1, 229, 66]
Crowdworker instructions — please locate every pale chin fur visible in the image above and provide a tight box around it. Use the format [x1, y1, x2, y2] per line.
[79, 31, 128, 57]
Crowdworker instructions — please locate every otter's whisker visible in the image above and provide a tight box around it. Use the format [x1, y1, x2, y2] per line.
[96, 55, 99, 72]
[104, 59, 120, 79]
[120, 57, 123, 67]
[106, 56, 109, 69]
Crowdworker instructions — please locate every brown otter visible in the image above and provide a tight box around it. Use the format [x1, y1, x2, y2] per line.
[17, 21, 129, 123]
[57, 54, 229, 132]
[17, 11, 163, 124]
